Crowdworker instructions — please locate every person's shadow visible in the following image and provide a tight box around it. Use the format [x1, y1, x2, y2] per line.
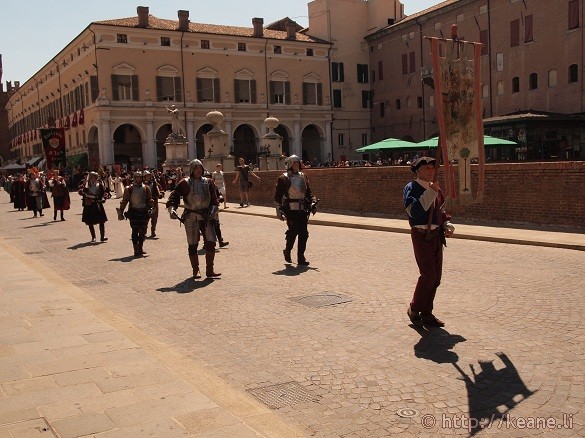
[109, 255, 141, 263]
[68, 241, 99, 250]
[413, 327, 466, 363]
[453, 352, 535, 436]
[157, 277, 214, 294]
[272, 264, 318, 276]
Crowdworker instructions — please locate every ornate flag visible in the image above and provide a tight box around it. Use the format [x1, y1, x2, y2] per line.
[431, 30, 485, 202]
[40, 128, 67, 169]
[64, 115, 70, 130]
[79, 107, 85, 125]
[72, 112, 78, 127]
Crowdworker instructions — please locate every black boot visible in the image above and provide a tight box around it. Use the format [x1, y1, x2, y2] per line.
[61, 211, 65, 221]
[205, 251, 221, 278]
[99, 224, 107, 242]
[297, 235, 309, 265]
[189, 254, 201, 279]
[283, 231, 294, 263]
[53, 210, 57, 221]
[89, 225, 96, 242]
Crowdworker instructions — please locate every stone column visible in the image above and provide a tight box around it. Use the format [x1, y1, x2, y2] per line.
[186, 114, 196, 159]
[293, 120, 302, 157]
[145, 119, 155, 168]
[325, 120, 333, 163]
[99, 118, 113, 165]
[225, 119, 233, 153]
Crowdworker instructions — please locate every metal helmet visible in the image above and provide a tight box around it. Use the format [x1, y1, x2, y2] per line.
[143, 170, 151, 176]
[189, 159, 204, 174]
[287, 154, 302, 169]
[133, 171, 143, 181]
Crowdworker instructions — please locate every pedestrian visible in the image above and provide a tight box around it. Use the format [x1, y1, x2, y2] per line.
[11, 174, 27, 210]
[403, 156, 455, 328]
[143, 170, 163, 238]
[80, 171, 108, 242]
[274, 154, 318, 265]
[211, 163, 228, 208]
[166, 159, 221, 279]
[49, 171, 70, 221]
[232, 157, 260, 207]
[117, 171, 153, 257]
[26, 171, 49, 217]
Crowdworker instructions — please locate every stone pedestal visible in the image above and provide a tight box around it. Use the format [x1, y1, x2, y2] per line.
[201, 110, 232, 173]
[258, 116, 285, 171]
[162, 133, 190, 174]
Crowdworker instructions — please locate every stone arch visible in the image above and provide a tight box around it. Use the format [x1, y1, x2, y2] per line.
[301, 124, 323, 163]
[87, 125, 99, 170]
[155, 124, 171, 165]
[195, 124, 214, 159]
[274, 124, 292, 156]
[112, 123, 144, 170]
[233, 123, 259, 166]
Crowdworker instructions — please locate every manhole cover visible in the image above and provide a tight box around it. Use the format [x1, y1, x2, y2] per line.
[396, 408, 420, 418]
[0, 417, 57, 436]
[74, 279, 109, 287]
[40, 238, 68, 243]
[291, 293, 352, 308]
[24, 251, 45, 255]
[248, 382, 320, 409]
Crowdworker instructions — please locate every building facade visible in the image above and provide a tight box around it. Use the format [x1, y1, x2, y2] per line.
[6, 7, 333, 170]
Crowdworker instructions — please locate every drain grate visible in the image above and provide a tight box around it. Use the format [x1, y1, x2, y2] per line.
[290, 293, 352, 308]
[40, 238, 68, 243]
[248, 382, 320, 409]
[0, 417, 57, 436]
[74, 279, 109, 287]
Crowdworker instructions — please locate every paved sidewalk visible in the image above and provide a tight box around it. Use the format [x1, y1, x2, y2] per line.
[0, 240, 304, 437]
[222, 203, 585, 251]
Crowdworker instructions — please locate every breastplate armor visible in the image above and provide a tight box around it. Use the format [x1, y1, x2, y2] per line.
[86, 184, 100, 198]
[184, 177, 210, 210]
[287, 172, 306, 200]
[130, 185, 147, 209]
[29, 180, 41, 194]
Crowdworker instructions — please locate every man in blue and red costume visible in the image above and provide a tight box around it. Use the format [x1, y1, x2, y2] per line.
[166, 159, 221, 279]
[404, 156, 455, 328]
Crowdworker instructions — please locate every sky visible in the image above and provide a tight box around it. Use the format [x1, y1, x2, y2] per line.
[0, 0, 438, 84]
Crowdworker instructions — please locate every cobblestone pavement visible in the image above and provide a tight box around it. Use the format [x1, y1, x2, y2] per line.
[0, 190, 583, 437]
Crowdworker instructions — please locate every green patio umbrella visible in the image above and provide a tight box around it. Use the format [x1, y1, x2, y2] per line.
[416, 135, 518, 148]
[355, 137, 417, 153]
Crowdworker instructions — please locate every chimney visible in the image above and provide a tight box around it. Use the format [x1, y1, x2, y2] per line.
[178, 10, 189, 32]
[137, 6, 149, 28]
[285, 20, 296, 40]
[252, 17, 264, 38]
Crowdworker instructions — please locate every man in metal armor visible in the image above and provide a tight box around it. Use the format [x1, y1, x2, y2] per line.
[118, 171, 153, 257]
[26, 171, 46, 217]
[166, 159, 221, 279]
[143, 170, 163, 238]
[274, 155, 317, 265]
[81, 171, 108, 242]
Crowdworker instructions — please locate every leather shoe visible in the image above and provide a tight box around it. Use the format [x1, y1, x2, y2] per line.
[219, 241, 229, 247]
[407, 305, 423, 326]
[297, 258, 309, 266]
[421, 313, 445, 327]
[283, 249, 292, 263]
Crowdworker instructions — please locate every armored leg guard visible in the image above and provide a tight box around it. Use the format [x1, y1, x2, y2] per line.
[283, 230, 295, 263]
[205, 250, 221, 278]
[89, 225, 96, 242]
[297, 234, 309, 265]
[188, 245, 200, 279]
[99, 223, 107, 242]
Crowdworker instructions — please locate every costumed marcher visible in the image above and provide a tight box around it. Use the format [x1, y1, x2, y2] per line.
[205, 170, 229, 248]
[211, 163, 228, 208]
[274, 155, 318, 265]
[232, 157, 260, 207]
[117, 171, 153, 257]
[11, 174, 27, 210]
[143, 170, 163, 238]
[403, 157, 455, 328]
[49, 171, 70, 221]
[81, 171, 109, 242]
[166, 159, 221, 279]
[26, 171, 50, 217]
[5, 175, 15, 202]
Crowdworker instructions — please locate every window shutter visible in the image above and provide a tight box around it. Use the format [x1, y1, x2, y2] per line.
[317, 83, 323, 105]
[480, 30, 488, 55]
[251, 80, 257, 104]
[132, 75, 139, 101]
[213, 78, 220, 103]
[111, 75, 119, 101]
[156, 76, 163, 101]
[402, 54, 408, 75]
[340, 63, 344, 82]
[285, 82, 291, 104]
[234, 79, 240, 102]
[269, 81, 275, 104]
[510, 19, 520, 47]
[302, 83, 308, 105]
[174, 77, 182, 101]
[196, 78, 203, 102]
[409, 52, 415, 73]
[332, 63, 338, 81]
[569, 0, 579, 30]
[525, 15, 533, 42]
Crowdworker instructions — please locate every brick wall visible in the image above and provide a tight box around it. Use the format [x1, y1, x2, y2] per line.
[225, 161, 585, 230]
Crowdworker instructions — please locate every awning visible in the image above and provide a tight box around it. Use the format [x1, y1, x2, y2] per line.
[416, 135, 518, 148]
[26, 156, 43, 167]
[0, 163, 26, 171]
[355, 138, 418, 153]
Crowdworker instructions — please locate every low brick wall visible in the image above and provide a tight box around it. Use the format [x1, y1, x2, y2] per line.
[224, 161, 585, 230]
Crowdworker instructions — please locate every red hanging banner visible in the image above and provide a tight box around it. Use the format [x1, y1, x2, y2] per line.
[40, 128, 67, 169]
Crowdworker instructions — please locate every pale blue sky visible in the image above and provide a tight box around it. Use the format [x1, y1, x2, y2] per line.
[1, 0, 438, 84]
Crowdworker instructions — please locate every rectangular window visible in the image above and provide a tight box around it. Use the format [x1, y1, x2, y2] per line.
[371, 70, 376, 82]
[234, 79, 257, 103]
[338, 133, 344, 146]
[569, 0, 579, 30]
[238, 43, 246, 52]
[379, 102, 385, 118]
[361, 90, 370, 109]
[111, 75, 139, 101]
[306, 48, 314, 56]
[201, 40, 210, 49]
[117, 34, 127, 44]
[333, 89, 342, 108]
[512, 76, 520, 93]
[409, 51, 416, 73]
[402, 53, 408, 75]
[161, 37, 171, 46]
[274, 45, 281, 54]
[156, 76, 181, 101]
[480, 30, 489, 55]
[197, 78, 220, 103]
[510, 19, 520, 47]
[332, 62, 345, 82]
[269, 80, 290, 104]
[361, 133, 368, 146]
[302, 82, 322, 105]
[525, 14, 533, 42]
[378, 61, 384, 80]
[357, 64, 369, 83]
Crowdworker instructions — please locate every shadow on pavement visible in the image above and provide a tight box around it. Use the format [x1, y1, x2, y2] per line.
[157, 277, 214, 293]
[68, 241, 100, 250]
[22, 221, 56, 228]
[272, 264, 319, 276]
[453, 352, 535, 436]
[109, 255, 143, 263]
[413, 328, 466, 364]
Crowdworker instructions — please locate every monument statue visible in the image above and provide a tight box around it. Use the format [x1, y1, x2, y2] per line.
[166, 104, 186, 137]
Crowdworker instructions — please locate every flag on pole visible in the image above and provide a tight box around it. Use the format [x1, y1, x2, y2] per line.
[40, 128, 67, 169]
